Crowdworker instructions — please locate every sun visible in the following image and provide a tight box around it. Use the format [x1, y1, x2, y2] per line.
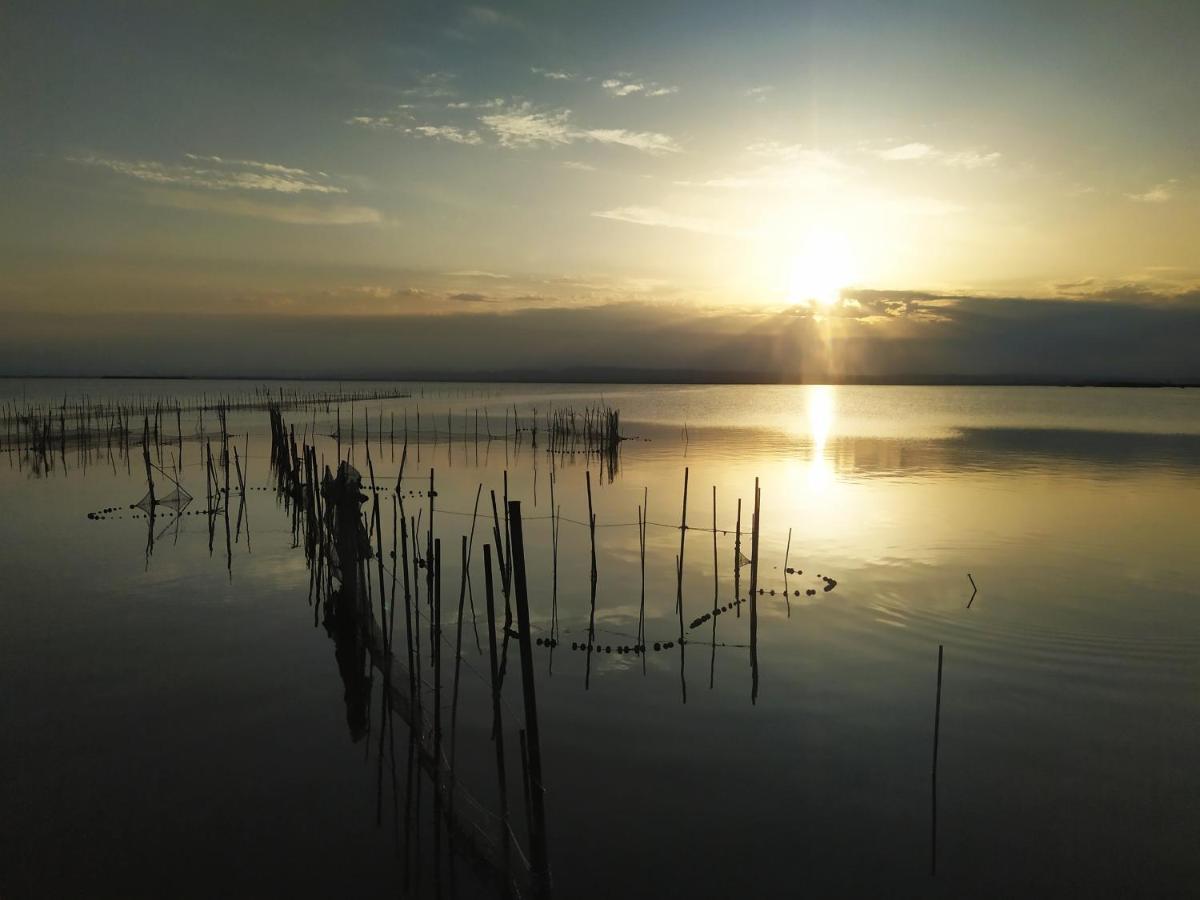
[787, 229, 856, 307]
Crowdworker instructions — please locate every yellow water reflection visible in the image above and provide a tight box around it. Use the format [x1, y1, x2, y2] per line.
[805, 385, 836, 490]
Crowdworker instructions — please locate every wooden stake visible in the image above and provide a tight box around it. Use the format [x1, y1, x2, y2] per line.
[507, 501, 550, 893]
[482, 544, 512, 880]
[749, 479, 761, 704]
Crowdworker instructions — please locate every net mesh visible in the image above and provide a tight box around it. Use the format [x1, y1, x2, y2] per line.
[134, 484, 194, 515]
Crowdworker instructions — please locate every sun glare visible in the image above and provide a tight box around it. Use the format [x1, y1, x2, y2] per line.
[788, 230, 856, 307]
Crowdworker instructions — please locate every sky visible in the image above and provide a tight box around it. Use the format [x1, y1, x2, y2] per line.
[2, 0, 1198, 380]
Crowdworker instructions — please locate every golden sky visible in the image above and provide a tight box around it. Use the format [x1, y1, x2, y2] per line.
[2, 1, 1198, 379]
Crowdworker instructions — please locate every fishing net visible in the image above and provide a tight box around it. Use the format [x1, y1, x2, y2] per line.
[134, 485, 194, 515]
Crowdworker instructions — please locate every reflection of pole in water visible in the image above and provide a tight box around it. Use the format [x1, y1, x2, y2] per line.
[710, 486, 718, 689]
[931, 643, 944, 876]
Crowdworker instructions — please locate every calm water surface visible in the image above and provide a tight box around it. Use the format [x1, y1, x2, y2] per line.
[1, 381, 1198, 898]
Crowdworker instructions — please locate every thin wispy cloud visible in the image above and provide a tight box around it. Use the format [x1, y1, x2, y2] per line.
[146, 189, 381, 225]
[480, 103, 681, 154]
[531, 67, 574, 81]
[1127, 181, 1176, 203]
[875, 141, 1000, 169]
[408, 125, 483, 145]
[346, 116, 481, 144]
[446, 98, 506, 110]
[400, 72, 458, 99]
[561, 161, 596, 171]
[744, 85, 773, 102]
[346, 115, 399, 130]
[592, 205, 738, 236]
[70, 154, 346, 194]
[601, 76, 678, 98]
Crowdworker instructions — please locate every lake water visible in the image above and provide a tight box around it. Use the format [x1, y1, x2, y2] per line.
[1, 381, 1198, 898]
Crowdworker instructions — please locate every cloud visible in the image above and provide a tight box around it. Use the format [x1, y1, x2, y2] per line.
[679, 142, 847, 191]
[1127, 181, 1176, 203]
[744, 85, 773, 102]
[531, 67, 574, 80]
[876, 142, 1000, 169]
[445, 98, 506, 110]
[445, 270, 510, 279]
[183, 154, 316, 177]
[581, 127, 680, 153]
[479, 103, 681, 154]
[591, 205, 738, 236]
[407, 125, 483, 145]
[877, 142, 934, 161]
[11, 290, 1200, 382]
[448, 292, 495, 303]
[145, 189, 382, 225]
[480, 104, 574, 147]
[400, 72, 457, 99]
[70, 154, 346, 194]
[561, 161, 596, 171]
[346, 115, 402, 130]
[601, 76, 678, 98]
[346, 116, 482, 144]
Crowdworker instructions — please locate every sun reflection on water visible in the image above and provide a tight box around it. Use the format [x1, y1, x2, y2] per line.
[805, 385, 836, 489]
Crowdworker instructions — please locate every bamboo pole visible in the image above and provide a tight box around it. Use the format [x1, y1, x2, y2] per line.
[449, 534, 469, 822]
[749, 479, 761, 705]
[637, 486, 647, 675]
[734, 499, 742, 618]
[783, 527, 792, 617]
[482, 543, 512, 880]
[676, 467, 689, 614]
[585, 470, 597, 690]
[432, 537, 443, 880]
[506, 501, 550, 893]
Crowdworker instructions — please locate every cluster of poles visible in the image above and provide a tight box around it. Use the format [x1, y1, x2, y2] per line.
[269, 404, 551, 898]
[120, 404, 253, 571]
[70, 395, 954, 887]
[324, 400, 624, 481]
[0, 385, 409, 473]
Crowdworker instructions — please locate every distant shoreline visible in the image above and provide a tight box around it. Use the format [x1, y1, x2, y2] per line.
[0, 372, 1197, 388]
